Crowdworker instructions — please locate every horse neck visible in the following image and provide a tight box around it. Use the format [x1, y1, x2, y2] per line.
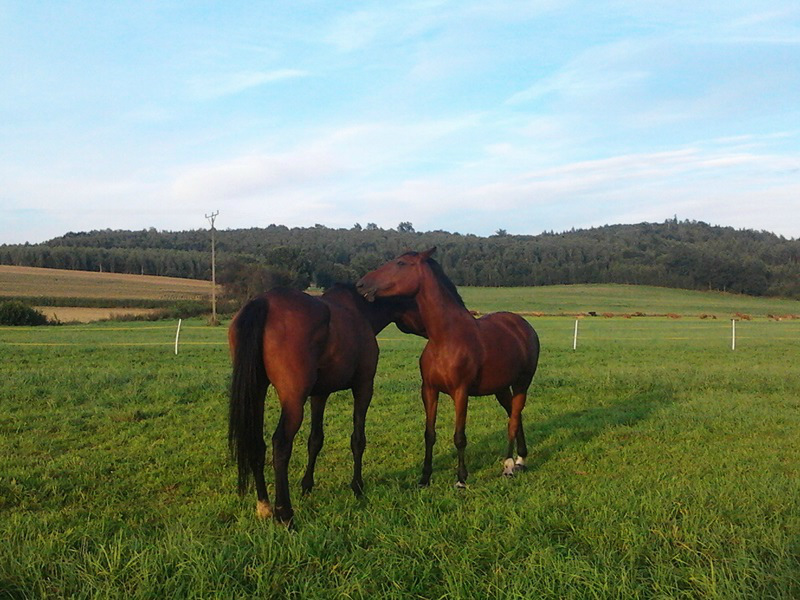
[324, 286, 386, 335]
[363, 302, 396, 334]
[415, 265, 473, 341]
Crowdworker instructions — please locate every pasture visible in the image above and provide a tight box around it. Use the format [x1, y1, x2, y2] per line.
[1, 287, 799, 598]
[460, 284, 800, 318]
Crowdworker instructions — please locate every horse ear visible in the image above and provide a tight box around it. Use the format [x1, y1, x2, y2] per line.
[420, 247, 437, 260]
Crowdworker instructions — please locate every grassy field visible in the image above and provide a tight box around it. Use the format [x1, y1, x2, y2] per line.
[461, 284, 800, 318]
[1, 288, 799, 598]
[3, 265, 799, 318]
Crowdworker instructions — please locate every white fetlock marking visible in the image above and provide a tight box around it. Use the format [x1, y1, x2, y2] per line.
[454, 481, 467, 489]
[256, 500, 272, 519]
[515, 456, 526, 467]
[503, 458, 516, 476]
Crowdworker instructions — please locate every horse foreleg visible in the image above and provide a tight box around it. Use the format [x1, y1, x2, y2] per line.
[453, 388, 469, 488]
[272, 399, 304, 526]
[419, 382, 439, 487]
[350, 379, 374, 497]
[301, 394, 328, 495]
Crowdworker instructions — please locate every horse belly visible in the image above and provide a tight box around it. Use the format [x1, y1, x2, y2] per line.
[311, 362, 359, 394]
[472, 360, 521, 395]
[314, 318, 376, 394]
[473, 316, 533, 394]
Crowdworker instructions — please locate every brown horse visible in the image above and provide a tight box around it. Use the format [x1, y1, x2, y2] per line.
[357, 248, 540, 488]
[228, 284, 425, 525]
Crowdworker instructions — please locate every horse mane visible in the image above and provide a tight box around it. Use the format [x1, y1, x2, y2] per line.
[326, 282, 358, 294]
[326, 282, 408, 309]
[404, 252, 466, 309]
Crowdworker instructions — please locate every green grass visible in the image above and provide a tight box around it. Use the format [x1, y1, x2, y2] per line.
[461, 284, 800, 317]
[1, 286, 799, 598]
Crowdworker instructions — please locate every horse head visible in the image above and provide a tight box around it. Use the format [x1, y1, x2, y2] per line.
[356, 247, 436, 302]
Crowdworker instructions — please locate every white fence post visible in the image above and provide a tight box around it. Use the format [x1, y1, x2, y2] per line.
[573, 319, 579, 350]
[731, 318, 736, 351]
[175, 318, 182, 355]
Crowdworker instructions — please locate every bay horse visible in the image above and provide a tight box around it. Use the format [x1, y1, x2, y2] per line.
[356, 248, 540, 488]
[228, 284, 425, 525]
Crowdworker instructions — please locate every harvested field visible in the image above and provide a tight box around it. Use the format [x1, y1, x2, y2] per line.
[0, 265, 213, 301]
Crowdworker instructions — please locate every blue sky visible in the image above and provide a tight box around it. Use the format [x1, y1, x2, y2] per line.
[2, 1, 799, 244]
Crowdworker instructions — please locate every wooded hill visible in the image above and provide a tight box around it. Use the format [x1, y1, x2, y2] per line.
[1, 220, 798, 299]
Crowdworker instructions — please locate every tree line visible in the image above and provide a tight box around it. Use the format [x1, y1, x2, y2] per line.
[2, 220, 799, 300]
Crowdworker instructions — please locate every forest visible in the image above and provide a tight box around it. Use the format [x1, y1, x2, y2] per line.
[1, 219, 799, 300]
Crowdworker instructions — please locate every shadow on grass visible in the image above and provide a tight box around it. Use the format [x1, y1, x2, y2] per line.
[375, 380, 676, 487]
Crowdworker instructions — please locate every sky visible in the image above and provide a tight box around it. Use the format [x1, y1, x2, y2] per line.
[1, 1, 799, 244]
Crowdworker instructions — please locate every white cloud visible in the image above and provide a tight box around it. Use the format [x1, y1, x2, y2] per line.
[188, 69, 308, 100]
[170, 149, 345, 204]
[337, 140, 800, 237]
[169, 114, 482, 204]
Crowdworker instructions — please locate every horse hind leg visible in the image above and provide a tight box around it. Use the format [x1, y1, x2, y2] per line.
[510, 385, 529, 473]
[301, 395, 328, 495]
[251, 436, 272, 518]
[496, 387, 528, 476]
[495, 388, 517, 476]
[453, 388, 469, 488]
[247, 385, 272, 517]
[272, 396, 305, 526]
[350, 379, 373, 497]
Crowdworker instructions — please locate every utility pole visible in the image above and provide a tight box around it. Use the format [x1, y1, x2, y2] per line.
[205, 210, 219, 325]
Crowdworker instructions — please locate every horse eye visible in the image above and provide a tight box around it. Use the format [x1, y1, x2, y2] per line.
[397, 260, 407, 266]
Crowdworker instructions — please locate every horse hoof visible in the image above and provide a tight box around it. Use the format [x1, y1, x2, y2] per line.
[454, 481, 467, 489]
[256, 500, 273, 519]
[513, 463, 528, 473]
[274, 506, 294, 527]
[502, 457, 516, 477]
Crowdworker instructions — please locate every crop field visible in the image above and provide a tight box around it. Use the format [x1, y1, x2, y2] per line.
[0, 266, 216, 323]
[1, 287, 799, 598]
[0, 266, 213, 301]
[0, 265, 214, 315]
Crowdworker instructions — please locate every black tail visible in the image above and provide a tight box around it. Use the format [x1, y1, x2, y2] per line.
[228, 296, 270, 495]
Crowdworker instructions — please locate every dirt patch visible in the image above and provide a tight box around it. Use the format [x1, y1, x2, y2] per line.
[35, 306, 161, 323]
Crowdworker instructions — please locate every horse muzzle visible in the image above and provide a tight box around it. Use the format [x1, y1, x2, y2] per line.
[355, 279, 378, 302]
